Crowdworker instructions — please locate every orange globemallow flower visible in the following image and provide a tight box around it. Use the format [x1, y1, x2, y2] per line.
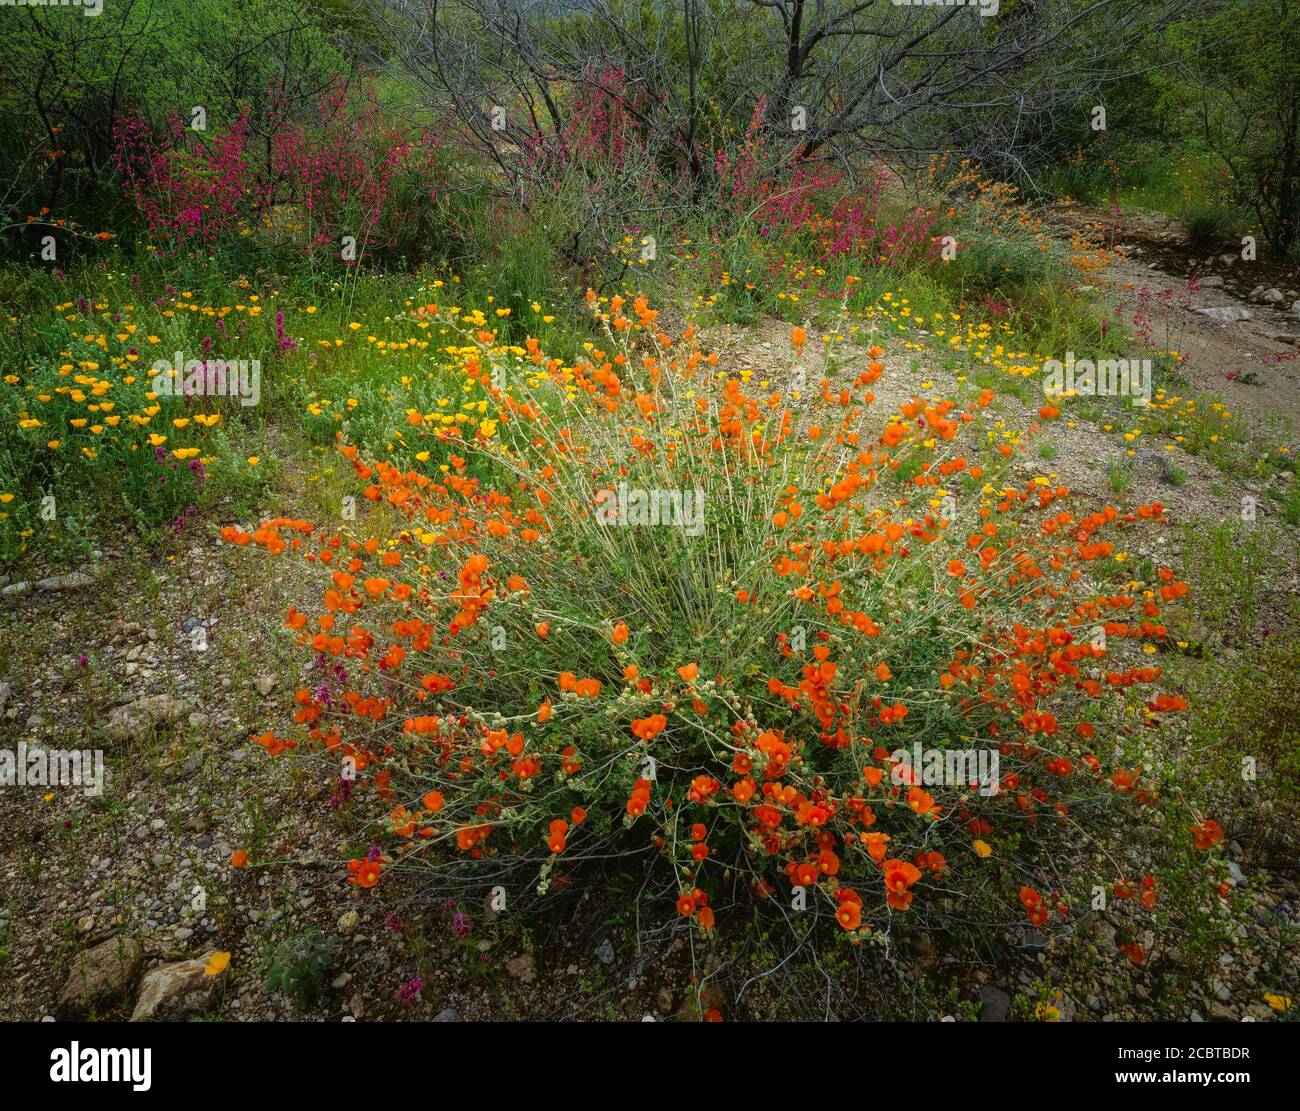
[230, 849, 249, 869]
[676, 661, 699, 682]
[627, 778, 652, 817]
[1018, 885, 1050, 925]
[1120, 942, 1146, 965]
[612, 620, 629, 645]
[631, 713, 667, 740]
[791, 326, 807, 347]
[793, 861, 820, 888]
[906, 785, 937, 817]
[861, 830, 892, 862]
[547, 818, 568, 854]
[347, 857, 383, 888]
[836, 900, 862, 930]
[1191, 817, 1224, 850]
[1139, 877, 1158, 911]
[882, 859, 922, 910]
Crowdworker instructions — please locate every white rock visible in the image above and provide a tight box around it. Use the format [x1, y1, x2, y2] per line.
[131, 952, 225, 1021]
[1195, 306, 1252, 322]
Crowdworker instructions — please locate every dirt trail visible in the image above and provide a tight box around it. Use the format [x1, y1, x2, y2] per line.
[1046, 203, 1300, 440]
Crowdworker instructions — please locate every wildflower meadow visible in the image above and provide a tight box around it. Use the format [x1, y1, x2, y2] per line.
[0, 0, 1298, 1073]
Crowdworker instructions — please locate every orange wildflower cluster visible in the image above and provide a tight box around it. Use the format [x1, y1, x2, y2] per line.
[221, 293, 1219, 958]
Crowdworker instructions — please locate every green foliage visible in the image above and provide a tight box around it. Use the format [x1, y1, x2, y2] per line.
[1178, 518, 1277, 645]
[1184, 205, 1236, 249]
[264, 929, 340, 1008]
[1176, 599, 1300, 853]
[937, 223, 1064, 299]
[0, 0, 346, 234]
[1173, 0, 1300, 259]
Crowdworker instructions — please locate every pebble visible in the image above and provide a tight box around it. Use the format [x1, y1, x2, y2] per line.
[36, 572, 95, 591]
[978, 985, 1011, 1022]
